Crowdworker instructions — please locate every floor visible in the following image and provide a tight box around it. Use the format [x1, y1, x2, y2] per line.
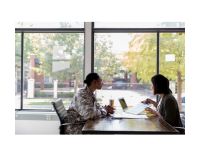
[15, 111, 60, 134]
[15, 111, 185, 134]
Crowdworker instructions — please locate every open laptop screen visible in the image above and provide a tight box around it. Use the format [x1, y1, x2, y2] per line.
[119, 98, 128, 110]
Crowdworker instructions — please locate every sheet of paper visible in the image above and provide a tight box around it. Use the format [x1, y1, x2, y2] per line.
[126, 103, 149, 115]
[111, 110, 148, 119]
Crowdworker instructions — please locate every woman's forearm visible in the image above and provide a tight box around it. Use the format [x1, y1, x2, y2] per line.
[150, 99, 158, 107]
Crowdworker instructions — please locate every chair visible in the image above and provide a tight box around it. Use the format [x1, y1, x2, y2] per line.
[174, 127, 185, 134]
[174, 112, 185, 134]
[51, 99, 85, 134]
[51, 99, 71, 134]
[52, 99, 68, 124]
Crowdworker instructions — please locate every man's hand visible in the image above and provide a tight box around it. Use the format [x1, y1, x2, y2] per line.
[105, 105, 115, 114]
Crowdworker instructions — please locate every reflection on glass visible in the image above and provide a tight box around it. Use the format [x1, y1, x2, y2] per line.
[94, 33, 157, 107]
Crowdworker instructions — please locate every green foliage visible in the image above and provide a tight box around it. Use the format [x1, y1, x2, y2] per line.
[159, 33, 185, 80]
[123, 33, 185, 83]
[15, 33, 21, 68]
[21, 32, 84, 84]
[50, 33, 84, 83]
[94, 34, 122, 81]
[123, 33, 157, 83]
[16, 29, 118, 88]
[35, 91, 74, 98]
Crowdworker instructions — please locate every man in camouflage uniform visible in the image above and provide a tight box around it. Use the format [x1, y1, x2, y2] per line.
[63, 73, 114, 134]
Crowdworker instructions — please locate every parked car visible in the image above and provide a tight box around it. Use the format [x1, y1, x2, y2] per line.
[112, 79, 128, 89]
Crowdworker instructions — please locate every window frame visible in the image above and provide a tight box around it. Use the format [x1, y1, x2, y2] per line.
[15, 27, 85, 111]
[15, 23, 185, 111]
[93, 26, 184, 103]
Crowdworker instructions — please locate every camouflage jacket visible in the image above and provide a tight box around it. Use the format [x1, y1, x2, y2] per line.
[70, 86, 107, 121]
[61, 87, 107, 134]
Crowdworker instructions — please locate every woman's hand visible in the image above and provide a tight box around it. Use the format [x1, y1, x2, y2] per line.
[145, 107, 159, 117]
[141, 98, 153, 104]
[141, 98, 158, 107]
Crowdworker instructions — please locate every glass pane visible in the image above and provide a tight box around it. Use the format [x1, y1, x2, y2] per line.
[23, 33, 84, 109]
[15, 33, 21, 109]
[160, 33, 185, 113]
[95, 22, 185, 28]
[94, 33, 157, 107]
[15, 22, 84, 28]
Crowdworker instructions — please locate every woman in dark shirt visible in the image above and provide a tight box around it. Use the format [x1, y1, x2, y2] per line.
[142, 74, 183, 127]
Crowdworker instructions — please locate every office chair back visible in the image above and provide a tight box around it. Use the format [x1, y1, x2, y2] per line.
[52, 99, 85, 134]
[52, 99, 67, 124]
[174, 127, 185, 134]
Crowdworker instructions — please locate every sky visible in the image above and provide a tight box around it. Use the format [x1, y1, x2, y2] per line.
[110, 33, 132, 53]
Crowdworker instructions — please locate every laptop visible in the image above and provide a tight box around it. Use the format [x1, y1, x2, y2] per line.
[118, 98, 149, 115]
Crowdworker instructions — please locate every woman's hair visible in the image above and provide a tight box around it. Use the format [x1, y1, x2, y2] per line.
[84, 73, 100, 86]
[151, 74, 172, 94]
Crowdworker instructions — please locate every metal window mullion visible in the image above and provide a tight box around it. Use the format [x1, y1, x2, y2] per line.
[21, 32, 24, 110]
[15, 28, 185, 33]
[91, 23, 94, 73]
[84, 22, 93, 78]
[156, 32, 160, 102]
[15, 28, 84, 33]
[94, 28, 185, 33]
[157, 32, 160, 74]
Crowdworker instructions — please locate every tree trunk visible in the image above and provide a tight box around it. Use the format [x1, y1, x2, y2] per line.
[131, 72, 137, 89]
[69, 79, 72, 87]
[177, 71, 182, 111]
[40, 81, 44, 90]
[39, 74, 44, 90]
[124, 71, 128, 80]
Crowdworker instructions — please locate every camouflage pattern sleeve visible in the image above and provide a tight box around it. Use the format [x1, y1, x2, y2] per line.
[78, 96, 101, 120]
[77, 92, 106, 120]
[70, 87, 108, 120]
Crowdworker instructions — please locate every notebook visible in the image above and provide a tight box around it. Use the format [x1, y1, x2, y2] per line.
[119, 98, 149, 115]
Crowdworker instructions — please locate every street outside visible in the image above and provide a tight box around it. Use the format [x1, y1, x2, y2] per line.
[15, 89, 156, 109]
[96, 89, 155, 106]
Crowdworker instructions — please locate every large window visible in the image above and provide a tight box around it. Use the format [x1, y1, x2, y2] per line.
[15, 22, 185, 112]
[93, 23, 185, 113]
[94, 33, 157, 107]
[15, 32, 84, 109]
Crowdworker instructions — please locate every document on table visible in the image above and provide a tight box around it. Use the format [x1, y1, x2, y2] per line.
[125, 103, 149, 115]
[111, 110, 148, 119]
[111, 112, 148, 119]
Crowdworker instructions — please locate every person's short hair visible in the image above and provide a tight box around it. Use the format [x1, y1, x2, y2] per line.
[84, 73, 100, 86]
[151, 74, 172, 94]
